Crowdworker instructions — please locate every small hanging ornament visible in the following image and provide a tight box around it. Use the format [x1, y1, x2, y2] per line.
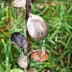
[31, 50, 49, 62]
[12, 0, 26, 9]
[12, 0, 26, 17]
[11, 32, 28, 52]
[18, 55, 29, 69]
[27, 13, 48, 40]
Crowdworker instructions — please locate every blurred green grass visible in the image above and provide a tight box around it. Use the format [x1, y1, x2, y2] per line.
[0, 0, 72, 72]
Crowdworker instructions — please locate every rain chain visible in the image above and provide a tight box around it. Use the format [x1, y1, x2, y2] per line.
[11, 0, 49, 72]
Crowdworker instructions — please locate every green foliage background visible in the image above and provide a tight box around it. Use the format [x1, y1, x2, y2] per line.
[0, 0, 72, 72]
